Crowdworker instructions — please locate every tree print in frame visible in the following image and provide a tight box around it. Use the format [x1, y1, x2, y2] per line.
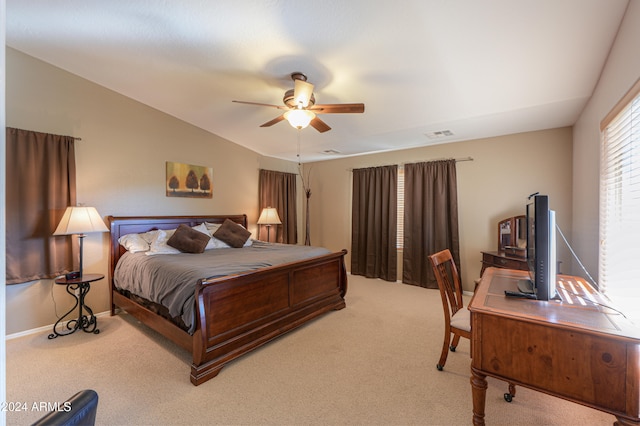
[166, 161, 213, 198]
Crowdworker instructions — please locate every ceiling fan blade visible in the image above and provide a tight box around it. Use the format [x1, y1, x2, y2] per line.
[232, 100, 288, 110]
[260, 115, 286, 127]
[309, 117, 331, 133]
[293, 80, 314, 108]
[310, 103, 365, 114]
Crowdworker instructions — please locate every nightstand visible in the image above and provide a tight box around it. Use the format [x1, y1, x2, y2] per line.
[49, 273, 104, 339]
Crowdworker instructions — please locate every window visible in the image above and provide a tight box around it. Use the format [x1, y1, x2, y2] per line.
[599, 78, 640, 323]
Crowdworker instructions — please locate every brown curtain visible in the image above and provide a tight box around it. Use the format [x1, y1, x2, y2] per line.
[351, 165, 397, 281]
[402, 160, 460, 288]
[258, 169, 297, 244]
[6, 127, 77, 284]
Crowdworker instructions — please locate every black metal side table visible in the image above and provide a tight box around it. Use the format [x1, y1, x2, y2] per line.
[49, 273, 104, 339]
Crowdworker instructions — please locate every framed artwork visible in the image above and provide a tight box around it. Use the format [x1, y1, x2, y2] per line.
[166, 161, 213, 198]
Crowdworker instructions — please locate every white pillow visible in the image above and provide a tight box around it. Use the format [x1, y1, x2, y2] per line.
[204, 222, 221, 233]
[140, 230, 160, 245]
[118, 233, 150, 253]
[146, 229, 181, 255]
[210, 237, 232, 249]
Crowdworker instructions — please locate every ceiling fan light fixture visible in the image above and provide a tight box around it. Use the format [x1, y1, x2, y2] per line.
[284, 109, 316, 129]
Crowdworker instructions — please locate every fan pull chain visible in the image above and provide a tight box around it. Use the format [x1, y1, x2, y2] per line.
[297, 129, 301, 167]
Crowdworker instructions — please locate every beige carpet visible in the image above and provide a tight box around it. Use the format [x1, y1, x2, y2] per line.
[6, 275, 613, 425]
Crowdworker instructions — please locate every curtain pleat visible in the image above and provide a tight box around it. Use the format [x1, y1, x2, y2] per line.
[402, 160, 460, 288]
[351, 165, 397, 281]
[258, 169, 297, 244]
[6, 127, 76, 284]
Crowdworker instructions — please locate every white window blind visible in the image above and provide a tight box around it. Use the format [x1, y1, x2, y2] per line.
[397, 166, 404, 248]
[599, 78, 640, 323]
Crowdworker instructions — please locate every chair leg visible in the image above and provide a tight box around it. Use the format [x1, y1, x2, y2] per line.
[436, 331, 452, 371]
[449, 333, 461, 352]
[504, 382, 516, 402]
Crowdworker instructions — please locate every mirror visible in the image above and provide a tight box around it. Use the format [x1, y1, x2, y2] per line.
[498, 218, 512, 249]
[516, 216, 527, 249]
[498, 215, 526, 257]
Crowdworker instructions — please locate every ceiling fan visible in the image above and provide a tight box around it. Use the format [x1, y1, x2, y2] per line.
[232, 72, 365, 133]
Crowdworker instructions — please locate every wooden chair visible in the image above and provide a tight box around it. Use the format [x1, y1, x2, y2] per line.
[428, 249, 470, 371]
[428, 249, 516, 402]
[32, 389, 98, 425]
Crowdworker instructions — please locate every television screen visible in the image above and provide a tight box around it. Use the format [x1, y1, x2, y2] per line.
[523, 194, 557, 301]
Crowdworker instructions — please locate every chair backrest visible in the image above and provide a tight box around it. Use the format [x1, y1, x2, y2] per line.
[428, 249, 464, 319]
[31, 389, 98, 426]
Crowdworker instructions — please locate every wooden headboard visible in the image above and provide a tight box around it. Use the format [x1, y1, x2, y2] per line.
[107, 214, 248, 285]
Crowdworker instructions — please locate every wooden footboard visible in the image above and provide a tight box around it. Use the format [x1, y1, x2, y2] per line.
[191, 249, 347, 385]
[107, 215, 347, 386]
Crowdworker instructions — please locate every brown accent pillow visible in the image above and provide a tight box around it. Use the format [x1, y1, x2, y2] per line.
[213, 219, 251, 248]
[167, 224, 211, 253]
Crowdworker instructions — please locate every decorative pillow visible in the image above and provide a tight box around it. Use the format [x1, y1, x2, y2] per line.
[146, 229, 181, 255]
[236, 223, 254, 247]
[167, 224, 211, 254]
[118, 233, 150, 253]
[213, 219, 251, 248]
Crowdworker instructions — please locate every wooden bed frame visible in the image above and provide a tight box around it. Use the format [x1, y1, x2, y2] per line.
[107, 214, 348, 386]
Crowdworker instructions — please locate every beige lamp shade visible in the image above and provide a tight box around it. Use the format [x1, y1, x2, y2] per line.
[53, 206, 108, 277]
[257, 207, 282, 225]
[53, 206, 109, 236]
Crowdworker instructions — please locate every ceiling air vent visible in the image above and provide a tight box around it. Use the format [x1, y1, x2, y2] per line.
[425, 130, 454, 140]
[321, 149, 342, 155]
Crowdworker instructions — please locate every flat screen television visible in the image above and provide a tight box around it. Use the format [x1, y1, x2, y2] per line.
[520, 194, 557, 300]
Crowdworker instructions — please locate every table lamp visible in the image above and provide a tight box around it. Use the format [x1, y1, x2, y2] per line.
[53, 206, 109, 278]
[257, 207, 282, 242]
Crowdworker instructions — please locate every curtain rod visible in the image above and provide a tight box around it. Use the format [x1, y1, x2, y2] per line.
[347, 156, 473, 171]
[410, 156, 474, 163]
[7, 127, 83, 141]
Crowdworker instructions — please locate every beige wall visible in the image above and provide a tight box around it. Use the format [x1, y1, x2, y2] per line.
[5, 48, 298, 335]
[303, 127, 573, 291]
[572, 0, 640, 279]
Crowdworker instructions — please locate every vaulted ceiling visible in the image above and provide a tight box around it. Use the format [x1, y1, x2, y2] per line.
[6, 0, 629, 162]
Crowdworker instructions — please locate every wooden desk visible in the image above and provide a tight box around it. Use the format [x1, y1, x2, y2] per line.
[469, 268, 640, 425]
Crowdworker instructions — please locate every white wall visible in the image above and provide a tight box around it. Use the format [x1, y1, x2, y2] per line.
[572, 1, 640, 279]
[5, 48, 298, 335]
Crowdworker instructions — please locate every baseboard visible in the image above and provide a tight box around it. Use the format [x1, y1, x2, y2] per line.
[5, 310, 112, 340]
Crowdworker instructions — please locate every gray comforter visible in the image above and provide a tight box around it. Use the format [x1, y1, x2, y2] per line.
[113, 241, 331, 333]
